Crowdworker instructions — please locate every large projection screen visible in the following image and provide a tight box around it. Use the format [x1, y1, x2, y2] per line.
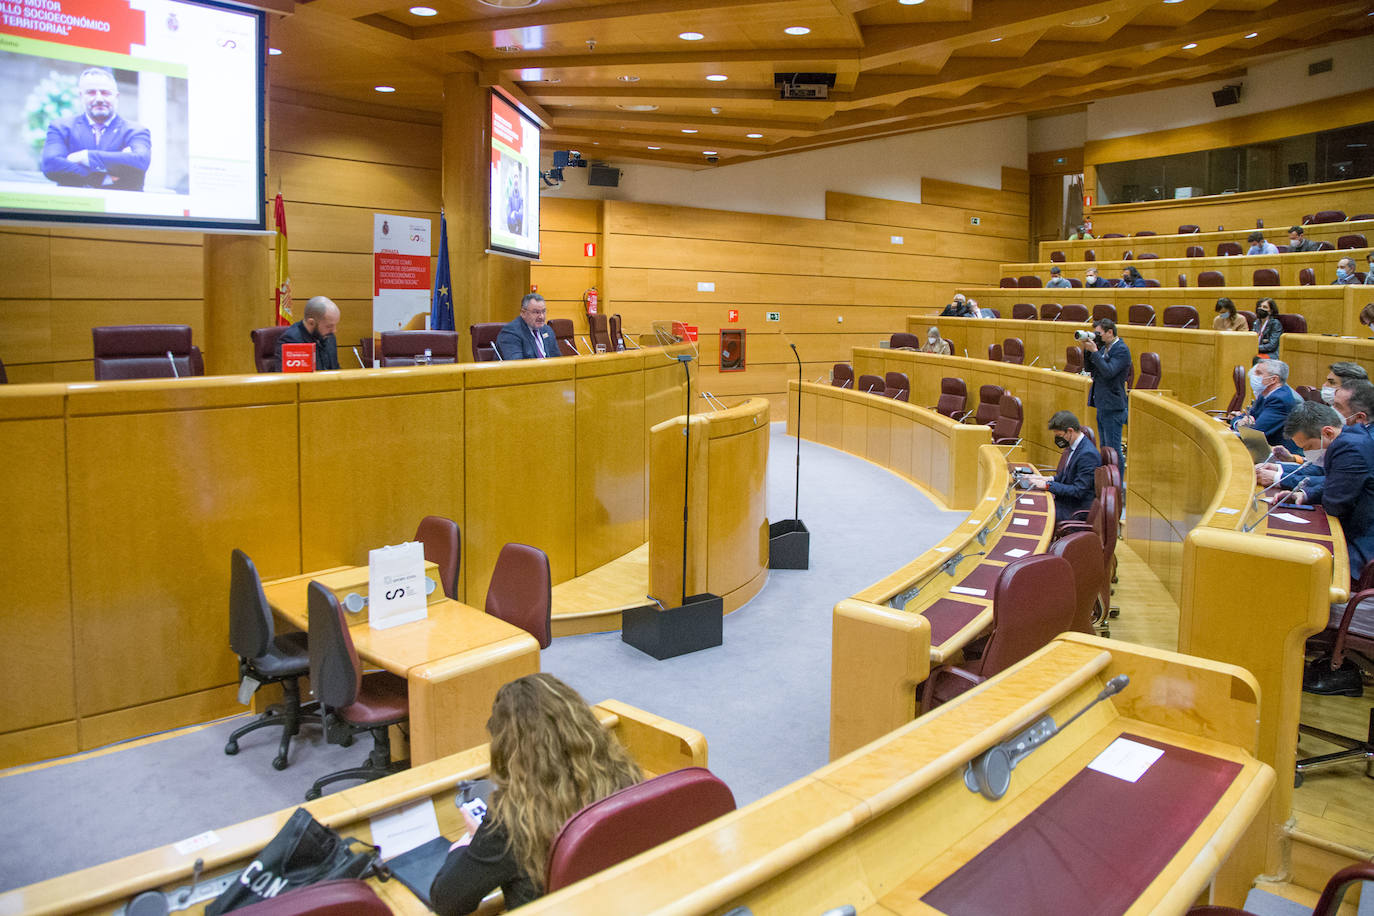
[488, 90, 539, 260]
[0, 0, 265, 230]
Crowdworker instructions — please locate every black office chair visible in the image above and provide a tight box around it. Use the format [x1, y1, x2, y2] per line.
[305, 581, 410, 800]
[224, 549, 321, 770]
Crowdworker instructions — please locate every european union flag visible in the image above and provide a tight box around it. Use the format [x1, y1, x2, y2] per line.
[431, 210, 454, 331]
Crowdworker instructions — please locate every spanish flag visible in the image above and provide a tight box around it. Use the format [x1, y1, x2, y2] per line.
[274, 193, 294, 327]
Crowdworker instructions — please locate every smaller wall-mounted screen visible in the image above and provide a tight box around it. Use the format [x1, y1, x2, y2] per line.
[0, 0, 264, 230]
[489, 90, 540, 259]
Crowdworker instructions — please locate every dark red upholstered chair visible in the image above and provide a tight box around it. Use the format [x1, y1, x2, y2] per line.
[1011, 303, 1037, 320]
[1017, 275, 1042, 288]
[1098, 233, 1122, 239]
[1038, 303, 1062, 322]
[992, 393, 1022, 445]
[414, 515, 460, 600]
[1067, 278, 1082, 288]
[1278, 313, 1308, 335]
[858, 373, 886, 394]
[1002, 338, 1024, 365]
[1185, 245, 1204, 258]
[224, 549, 320, 771]
[1337, 233, 1366, 249]
[1047, 532, 1106, 635]
[608, 314, 628, 352]
[251, 326, 288, 373]
[1134, 230, 1156, 237]
[587, 313, 613, 353]
[973, 384, 1004, 425]
[883, 372, 910, 402]
[1302, 214, 1313, 225]
[234, 880, 390, 916]
[1352, 214, 1374, 221]
[549, 317, 580, 356]
[1296, 385, 1321, 403]
[378, 330, 459, 366]
[1239, 310, 1256, 329]
[1099, 447, 1120, 474]
[1121, 250, 1133, 261]
[1190, 851, 1374, 915]
[1063, 346, 1083, 374]
[1136, 252, 1158, 260]
[1050, 250, 1065, 262]
[1216, 242, 1242, 257]
[1091, 304, 1116, 323]
[1205, 367, 1247, 416]
[1163, 306, 1199, 329]
[1298, 267, 1316, 287]
[1135, 352, 1161, 390]
[1251, 268, 1280, 287]
[356, 336, 374, 368]
[1312, 210, 1346, 224]
[1178, 224, 1200, 234]
[1177, 273, 1188, 287]
[1276, 245, 1291, 253]
[469, 322, 504, 361]
[1314, 241, 1335, 251]
[933, 377, 968, 420]
[486, 543, 552, 649]
[889, 332, 921, 350]
[0, 355, 7, 384]
[920, 555, 1077, 711]
[92, 324, 201, 380]
[546, 767, 737, 893]
[832, 364, 854, 388]
[304, 581, 409, 799]
[987, 343, 1003, 362]
[1084, 249, 1096, 261]
[1142, 279, 1161, 288]
[1197, 270, 1225, 287]
[999, 277, 1018, 288]
[1059, 304, 1089, 322]
[1128, 304, 1156, 326]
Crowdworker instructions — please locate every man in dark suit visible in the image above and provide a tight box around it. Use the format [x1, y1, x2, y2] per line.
[496, 293, 561, 360]
[1026, 410, 1101, 522]
[272, 296, 340, 371]
[1083, 318, 1131, 461]
[1231, 358, 1300, 450]
[41, 68, 151, 191]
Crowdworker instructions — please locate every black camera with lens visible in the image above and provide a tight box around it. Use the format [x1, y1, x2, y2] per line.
[1073, 329, 1103, 347]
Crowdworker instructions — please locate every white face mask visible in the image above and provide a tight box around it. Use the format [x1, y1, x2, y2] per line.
[1302, 448, 1326, 468]
[1249, 373, 1266, 396]
[1321, 385, 1336, 404]
[928, 335, 939, 344]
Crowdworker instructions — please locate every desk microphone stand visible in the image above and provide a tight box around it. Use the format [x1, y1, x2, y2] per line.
[769, 342, 810, 568]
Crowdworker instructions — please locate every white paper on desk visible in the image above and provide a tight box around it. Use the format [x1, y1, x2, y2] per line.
[1270, 512, 1310, 524]
[949, 586, 987, 597]
[1087, 737, 1164, 783]
[1012, 518, 1030, 526]
[1002, 548, 1030, 558]
[1213, 507, 1240, 515]
[370, 798, 441, 861]
[1019, 498, 1035, 505]
[934, 546, 953, 553]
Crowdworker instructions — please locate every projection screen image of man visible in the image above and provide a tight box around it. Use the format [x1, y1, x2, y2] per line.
[41, 66, 151, 190]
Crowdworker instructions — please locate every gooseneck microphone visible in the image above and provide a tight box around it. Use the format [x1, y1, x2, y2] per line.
[166, 351, 180, 379]
[1242, 478, 1309, 533]
[964, 674, 1130, 801]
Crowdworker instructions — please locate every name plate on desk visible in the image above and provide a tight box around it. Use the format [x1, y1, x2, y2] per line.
[369, 542, 429, 629]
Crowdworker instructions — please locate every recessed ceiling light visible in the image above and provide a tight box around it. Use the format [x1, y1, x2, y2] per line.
[1244, 32, 1258, 38]
[681, 128, 698, 133]
[703, 150, 717, 155]
[409, 5, 437, 15]
[647, 146, 661, 150]
[1182, 41, 1198, 49]
[746, 132, 763, 138]
[679, 31, 704, 40]
[706, 74, 728, 81]
[268, 47, 282, 55]
[1068, 15, 1108, 27]
[784, 26, 810, 35]
[897, 0, 924, 5]
[618, 75, 640, 82]
[617, 104, 660, 111]
[375, 85, 396, 93]
[476, 0, 538, 8]
[989, 37, 1002, 42]
[1163, 0, 1184, 4]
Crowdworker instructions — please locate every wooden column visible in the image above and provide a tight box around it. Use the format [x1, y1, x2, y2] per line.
[442, 73, 529, 345]
[203, 232, 271, 375]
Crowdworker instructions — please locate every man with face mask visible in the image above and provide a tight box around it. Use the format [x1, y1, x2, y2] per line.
[920, 326, 951, 355]
[1024, 410, 1100, 523]
[940, 294, 977, 318]
[1334, 257, 1360, 285]
[1320, 362, 1369, 406]
[1231, 358, 1299, 450]
[1259, 371, 1372, 485]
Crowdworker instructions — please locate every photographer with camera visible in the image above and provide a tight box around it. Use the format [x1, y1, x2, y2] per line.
[1080, 318, 1132, 466]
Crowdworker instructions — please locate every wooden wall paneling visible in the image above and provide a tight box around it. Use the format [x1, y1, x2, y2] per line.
[0, 299, 55, 368]
[297, 369, 466, 595]
[64, 379, 302, 732]
[922, 177, 1029, 218]
[289, 250, 383, 303]
[574, 355, 647, 575]
[825, 191, 1028, 242]
[1001, 166, 1030, 195]
[48, 236, 203, 301]
[272, 151, 440, 213]
[47, 300, 206, 364]
[542, 198, 602, 233]
[280, 202, 439, 257]
[267, 100, 442, 169]
[0, 228, 53, 299]
[1281, 333, 1374, 390]
[463, 362, 578, 608]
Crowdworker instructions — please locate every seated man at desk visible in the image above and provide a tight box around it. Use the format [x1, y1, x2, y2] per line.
[1024, 410, 1099, 522]
[1230, 359, 1299, 451]
[272, 296, 341, 371]
[496, 293, 561, 360]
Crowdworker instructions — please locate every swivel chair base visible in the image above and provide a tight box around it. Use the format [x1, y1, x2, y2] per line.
[305, 725, 409, 800]
[224, 679, 322, 771]
[1295, 709, 1374, 787]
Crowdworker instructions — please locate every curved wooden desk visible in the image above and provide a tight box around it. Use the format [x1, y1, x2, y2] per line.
[0, 347, 690, 768]
[1038, 218, 1374, 263]
[1007, 247, 1371, 291]
[1280, 332, 1374, 392]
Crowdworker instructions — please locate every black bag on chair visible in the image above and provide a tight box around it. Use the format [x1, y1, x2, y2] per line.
[206, 808, 383, 914]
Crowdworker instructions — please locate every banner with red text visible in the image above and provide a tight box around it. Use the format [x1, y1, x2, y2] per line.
[373, 212, 432, 338]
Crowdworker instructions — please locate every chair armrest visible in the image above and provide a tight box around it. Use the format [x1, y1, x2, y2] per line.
[920, 664, 986, 712]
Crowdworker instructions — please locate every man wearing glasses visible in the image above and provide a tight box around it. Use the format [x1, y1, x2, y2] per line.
[495, 293, 561, 360]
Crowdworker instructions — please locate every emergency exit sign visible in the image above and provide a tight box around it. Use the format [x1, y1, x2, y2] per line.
[766, 312, 781, 322]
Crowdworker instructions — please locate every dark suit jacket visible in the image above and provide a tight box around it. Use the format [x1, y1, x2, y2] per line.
[1086, 338, 1132, 413]
[1255, 317, 1282, 356]
[1047, 437, 1101, 522]
[495, 317, 560, 360]
[1305, 425, 1374, 574]
[1239, 384, 1298, 447]
[271, 320, 339, 372]
[1084, 277, 1113, 288]
[41, 114, 151, 190]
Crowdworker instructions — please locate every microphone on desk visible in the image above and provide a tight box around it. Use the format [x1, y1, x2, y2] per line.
[490, 342, 503, 361]
[964, 674, 1130, 801]
[1181, 317, 1197, 329]
[995, 439, 1023, 455]
[1191, 396, 1216, 409]
[166, 351, 180, 379]
[1027, 356, 1040, 368]
[1242, 478, 1308, 533]
[941, 549, 985, 577]
[353, 346, 367, 368]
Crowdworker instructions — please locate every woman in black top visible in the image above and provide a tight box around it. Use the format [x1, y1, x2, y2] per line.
[430, 674, 642, 914]
[1254, 297, 1282, 360]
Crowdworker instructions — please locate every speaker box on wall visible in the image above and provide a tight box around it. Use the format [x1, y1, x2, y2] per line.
[588, 166, 621, 187]
[1212, 84, 1241, 107]
[1289, 162, 1309, 185]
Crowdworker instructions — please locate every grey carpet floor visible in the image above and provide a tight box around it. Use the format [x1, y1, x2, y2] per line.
[0, 422, 960, 893]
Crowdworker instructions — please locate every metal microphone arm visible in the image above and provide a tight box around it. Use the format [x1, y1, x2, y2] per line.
[166, 350, 180, 379]
[490, 343, 504, 360]
[353, 346, 366, 368]
[1242, 479, 1308, 533]
[1191, 396, 1216, 409]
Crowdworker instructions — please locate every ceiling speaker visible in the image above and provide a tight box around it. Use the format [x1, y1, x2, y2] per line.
[1212, 84, 1241, 107]
[588, 166, 621, 187]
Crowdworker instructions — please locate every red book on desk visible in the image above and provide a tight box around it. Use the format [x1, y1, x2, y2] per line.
[281, 342, 315, 373]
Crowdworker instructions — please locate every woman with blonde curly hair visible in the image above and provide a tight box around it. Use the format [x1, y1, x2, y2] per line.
[431, 673, 642, 914]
